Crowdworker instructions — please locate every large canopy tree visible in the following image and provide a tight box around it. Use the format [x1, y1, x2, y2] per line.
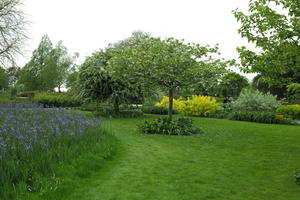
[0, 0, 28, 66]
[110, 35, 226, 122]
[233, 0, 300, 98]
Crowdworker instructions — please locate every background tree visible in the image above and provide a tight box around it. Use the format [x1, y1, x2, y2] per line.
[18, 35, 76, 91]
[0, 0, 28, 66]
[233, 0, 300, 98]
[110, 36, 223, 122]
[77, 50, 142, 112]
[0, 67, 9, 90]
[5, 66, 20, 86]
[218, 71, 249, 97]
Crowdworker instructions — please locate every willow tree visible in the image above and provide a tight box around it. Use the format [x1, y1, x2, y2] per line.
[110, 36, 223, 122]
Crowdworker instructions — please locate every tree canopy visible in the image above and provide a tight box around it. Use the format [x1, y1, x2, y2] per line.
[18, 35, 76, 92]
[233, 0, 300, 97]
[110, 35, 228, 121]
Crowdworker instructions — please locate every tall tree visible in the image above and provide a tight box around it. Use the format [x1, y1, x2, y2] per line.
[0, 67, 9, 90]
[233, 0, 300, 98]
[0, 0, 28, 66]
[18, 35, 76, 91]
[77, 50, 142, 112]
[218, 72, 249, 97]
[110, 36, 223, 122]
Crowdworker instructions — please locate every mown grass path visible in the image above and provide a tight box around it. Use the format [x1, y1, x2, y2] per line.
[42, 115, 300, 200]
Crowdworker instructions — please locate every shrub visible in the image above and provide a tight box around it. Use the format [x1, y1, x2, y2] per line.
[95, 110, 143, 118]
[17, 91, 36, 99]
[294, 170, 300, 185]
[231, 89, 281, 111]
[207, 108, 230, 119]
[155, 96, 183, 110]
[142, 106, 178, 115]
[228, 111, 290, 124]
[287, 83, 300, 96]
[34, 93, 83, 107]
[276, 105, 300, 120]
[139, 117, 203, 136]
[155, 95, 218, 117]
[178, 95, 218, 116]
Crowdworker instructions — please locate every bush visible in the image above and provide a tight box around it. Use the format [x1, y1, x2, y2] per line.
[155, 95, 218, 117]
[142, 106, 178, 115]
[207, 108, 230, 119]
[178, 95, 218, 116]
[34, 93, 83, 107]
[139, 117, 203, 136]
[228, 111, 290, 124]
[17, 91, 36, 99]
[276, 105, 300, 120]
[155, 96, 183, 110]
[294, 170, 300, 185]
[231, 89, 281, 111]
[95, 110, 143, 118]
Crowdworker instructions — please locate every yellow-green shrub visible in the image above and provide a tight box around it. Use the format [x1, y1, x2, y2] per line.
[155, 96, 183, 110]
[155, 95, 218, 116]
[178, 95, 218, 116]
[276, 104, 300, 119]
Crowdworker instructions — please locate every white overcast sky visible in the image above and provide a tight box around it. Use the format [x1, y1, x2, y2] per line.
[20, 0, 255, 79]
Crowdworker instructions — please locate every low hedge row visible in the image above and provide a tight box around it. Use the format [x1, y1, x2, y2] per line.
[34, 93, 82, 107]
[142, 106, 179, 115]
[228, 111, 290, 124]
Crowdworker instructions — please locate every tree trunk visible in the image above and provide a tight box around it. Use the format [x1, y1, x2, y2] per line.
[167, 89, 173, 123]
[58, 85, 61, 93]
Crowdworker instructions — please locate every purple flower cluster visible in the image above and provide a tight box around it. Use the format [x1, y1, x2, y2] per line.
[0, 103, 101, 158]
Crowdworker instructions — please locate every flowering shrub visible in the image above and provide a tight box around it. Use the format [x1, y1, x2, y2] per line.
[231, 89, 281, 111]
[0, 103, 105, 198]
[276, 104, 300, 119]
[155, 95, 218, 116]
[155, 96, 183, 110]
[178, 95, 218, 116]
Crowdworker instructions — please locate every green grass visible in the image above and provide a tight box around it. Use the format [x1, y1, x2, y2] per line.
[30, 115, 300, 200]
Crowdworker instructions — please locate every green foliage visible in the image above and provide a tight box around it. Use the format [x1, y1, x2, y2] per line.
[178, 95, 219, 116]
[142, 106, 178, 115]
[110, 33, 228, 122]
[0, 67, 9, 90]
[139, 117, 203, 135]
[18, 35, 76, 91]
[233, 0, 300, 95]
[207, 108, 230, 119]
[95, 110, 144, 118]
[218, 71, 249, 97]
[276, 105, 300, 120]
[17, 90, 36, 99]
[287, 83, 300, 103]
[77, 50, 143, 112]
[294, 170, 300, 185]
[231, 89, 281, 111]
[228, 111, 289, 124]
[34, 93, 82, 107]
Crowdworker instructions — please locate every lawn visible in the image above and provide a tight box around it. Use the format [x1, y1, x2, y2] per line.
[31, 114, 300, 200]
